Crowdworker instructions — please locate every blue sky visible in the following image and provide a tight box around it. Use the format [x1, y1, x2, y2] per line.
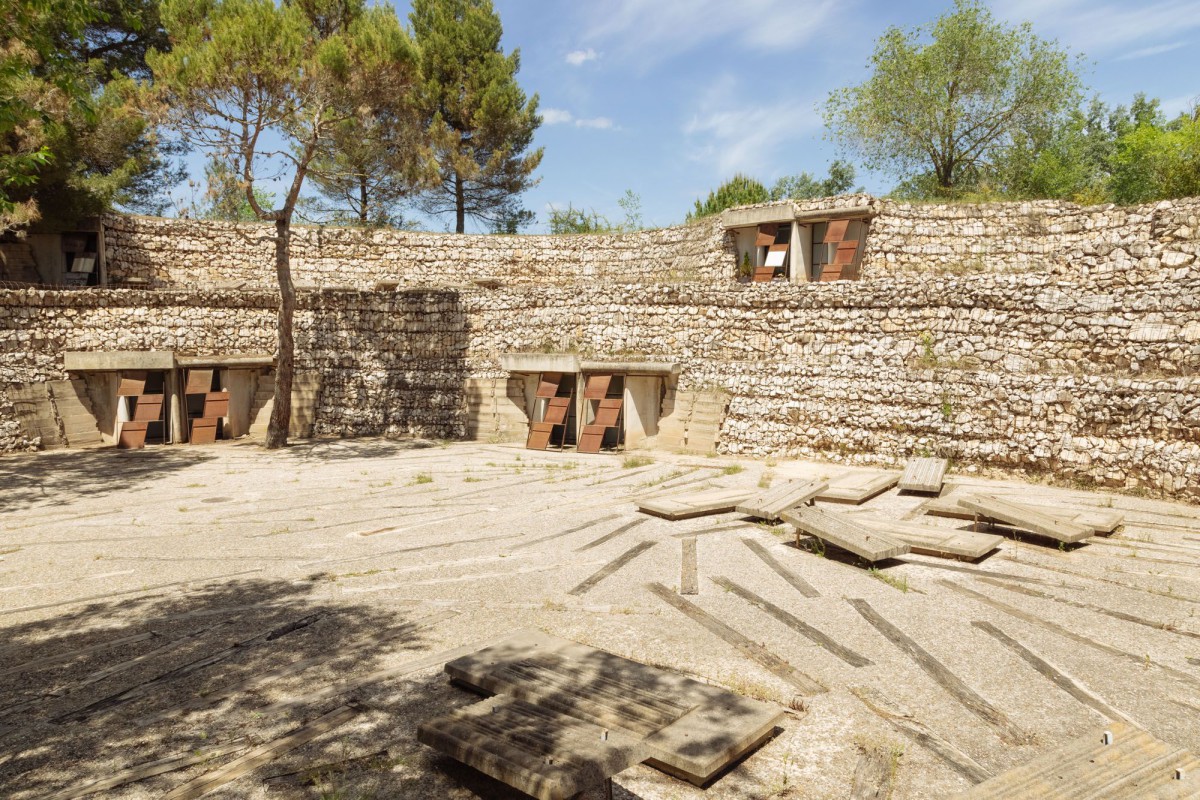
[175, 0, 1200, 232]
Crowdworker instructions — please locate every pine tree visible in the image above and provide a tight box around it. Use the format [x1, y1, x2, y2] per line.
[410, 0, 542, 233]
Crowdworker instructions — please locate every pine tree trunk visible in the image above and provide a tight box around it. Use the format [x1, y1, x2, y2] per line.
[454, 172, 465, 233]
[265, 216, 295, 449]
[359, 177, 369, 224]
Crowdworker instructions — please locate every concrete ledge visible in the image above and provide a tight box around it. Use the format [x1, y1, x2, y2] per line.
[177, 353, 275, 368]
[581, 360, 680, 376]
[499, 352, 580, 374]
[64, 350, 176, 372]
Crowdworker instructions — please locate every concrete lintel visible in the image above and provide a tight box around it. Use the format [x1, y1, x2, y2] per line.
[721, 204, 798, 229]
[793, 205, 876, 223]
[176, 353, 276, 369]
[499, 352, 580, 374]
[64, 350, 176, 372]
[581, 360, 681, 376]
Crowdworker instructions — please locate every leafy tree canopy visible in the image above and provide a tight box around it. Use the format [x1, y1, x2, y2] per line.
[770, 160, 860, 200]
[686, 174, 768, 221]
[825, 0, 1082, 196]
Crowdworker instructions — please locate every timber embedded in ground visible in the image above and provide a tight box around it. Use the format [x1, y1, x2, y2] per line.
[636, 487, 754, 520]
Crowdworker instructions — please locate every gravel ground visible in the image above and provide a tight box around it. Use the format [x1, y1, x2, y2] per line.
[1, 439, 1198, 800]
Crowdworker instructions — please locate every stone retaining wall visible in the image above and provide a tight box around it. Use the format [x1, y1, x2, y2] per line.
[100, 196, 1200, 289]
[3, 254, 1199, 496]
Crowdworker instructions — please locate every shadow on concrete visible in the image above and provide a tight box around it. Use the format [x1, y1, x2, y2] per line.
[0, 447, 217, 513]
[0, 575, 466, 798]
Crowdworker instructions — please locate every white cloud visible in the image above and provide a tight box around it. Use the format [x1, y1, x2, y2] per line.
[581, 0, 843, 64]
[540, 108, 615, 130]
[681, 74, 821, 177]
[542, 108, 575, 125]
[565, 48, 598, 66]
[1115, 41, 1186, 60]
[993, 0, 1200, 54]
[575, 116, 613, 129]
[1160, 93, 1200, 118]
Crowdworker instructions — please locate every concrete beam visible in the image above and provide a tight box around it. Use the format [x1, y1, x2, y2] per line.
[64, 350, 176, 372]
[581, 360, 680, 376]
[176, 353, 276, 368]
[498, 352, 580, 374]
[720, 204, 797, 229]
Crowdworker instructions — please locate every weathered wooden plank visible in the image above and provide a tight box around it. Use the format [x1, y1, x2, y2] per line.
[680, 538, 698, 595]
[923, 493, 1126, 535]
[899, 458, 948, 494]
[163, 705, 360, 800]
[850, 515, 1003, 560]
[958, 495, 1093, 544]
[977, 577, 1200, 642]
[741, 538, 821, 597]
[970, 621, 1137, 725]
[511, 513, 622, 551]
[850, 686, 992, 784]
[783, 507, 910, 563]
[568, 541, 657, 596]
[893, 558, 1076, 587]
[847, 598, 1028, 743]
[42, 741, 249, 800]
[938, 581, 1200, 692]
[850, 744, 897, 800]
[735, 479, 828, 521]
[261, 749, 389, 787]
[443, 628, 785, 785]
[815, 471, 900, 505]
[418, 695, 646, 800]
[648, 582, 826, 695]
[0, 631, 157, 679]
[55, 613, 323, 723]
[638, 488, 754, 521]
[575, 518, 646, 552]
[958, 721, 1200, 799]
[711, 577, 871, 667]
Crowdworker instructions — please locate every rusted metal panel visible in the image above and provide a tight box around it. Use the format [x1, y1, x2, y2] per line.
[118, 421, 148, 449]
[819, 265, 844, 282]
[577, 424, 605, 454]
[583, 374, 612, 400]
[755, 223, 778, 247]
[526, 421, 554, 450]
[824, 219, 849, 242]
[185, 369, 214, 396]
[132, 394, 163, 422]
[535, 373, 562, 399]
[753, 267, 776, 282]
[190, 418, 218, 445]
[203, 391, 230, 418]
[117, 372, 147, 397]
[543, 396, 570, 425]
[834, 242, 859, 265]
[594, 398, 622, 428]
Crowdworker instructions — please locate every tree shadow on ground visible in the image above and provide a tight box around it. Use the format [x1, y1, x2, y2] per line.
[0, 447, 217, 513]
[265, 436, 447, 463]
[0, 574, 457, 799]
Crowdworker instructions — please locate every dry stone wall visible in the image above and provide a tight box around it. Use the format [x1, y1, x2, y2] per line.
[102, 215, 735, 289]
[3, 195, 1199, 499]
[3, 249, 1198, 498]
[861, 197, 1200, 279]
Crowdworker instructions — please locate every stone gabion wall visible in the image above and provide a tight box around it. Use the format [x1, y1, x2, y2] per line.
[100, 195, 1200, 290]
[861, 197, 1200, 278]
[5, 247, 1197, 497]
[101, 214, 736, 290]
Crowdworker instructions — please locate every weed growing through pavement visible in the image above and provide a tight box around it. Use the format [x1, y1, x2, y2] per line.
[722, 465, 744, 475]
[869, 567, 909, 593]
[759, 471, 774, 489]
[412, 472, 433, 485]
[623, 455, 654, 468]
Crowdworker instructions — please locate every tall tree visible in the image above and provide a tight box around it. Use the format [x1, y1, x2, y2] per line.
[686, 174, 768, 221]
[824, 0, 1082, 196]
[150, 0, 419, 448]
[410, 0, 542, 233]
[2, 0, 183, 230]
